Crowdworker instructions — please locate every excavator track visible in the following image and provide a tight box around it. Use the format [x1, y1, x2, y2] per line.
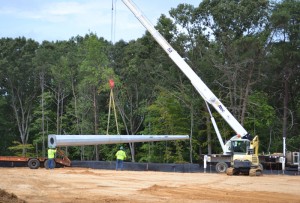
[249, 168, 262, 176]
[226, 167, 240, 176]
[226, 167, 234, 176]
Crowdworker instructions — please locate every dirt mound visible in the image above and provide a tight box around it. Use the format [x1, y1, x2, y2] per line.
[0, 189, 26, 203]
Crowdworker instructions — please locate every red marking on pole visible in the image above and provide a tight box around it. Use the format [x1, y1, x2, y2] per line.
[109, 79, 114, 89]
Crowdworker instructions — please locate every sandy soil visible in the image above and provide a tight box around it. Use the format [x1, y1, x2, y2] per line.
[0, 167, 300, 203]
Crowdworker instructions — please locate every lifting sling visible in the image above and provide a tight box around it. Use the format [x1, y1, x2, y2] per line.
[106, 79, 120, 135]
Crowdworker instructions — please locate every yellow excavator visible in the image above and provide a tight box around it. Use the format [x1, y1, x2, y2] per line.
[226, 135, 262, 176]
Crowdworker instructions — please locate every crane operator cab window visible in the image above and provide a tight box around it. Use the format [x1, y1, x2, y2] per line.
[231, 140, 249, 154]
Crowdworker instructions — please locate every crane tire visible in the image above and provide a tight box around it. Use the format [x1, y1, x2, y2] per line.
[28, 159, 40, 169]
[215, 162, 228, 173]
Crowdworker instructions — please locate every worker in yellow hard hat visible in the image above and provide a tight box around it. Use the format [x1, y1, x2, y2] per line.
[115, 146, 126, 171]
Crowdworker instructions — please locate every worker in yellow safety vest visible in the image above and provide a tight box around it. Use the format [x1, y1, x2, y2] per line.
[115, 146, 126, 170]
[47, 147, 57, 169]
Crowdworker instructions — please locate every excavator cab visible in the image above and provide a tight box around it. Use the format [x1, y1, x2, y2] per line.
[231, 140, 249, 154]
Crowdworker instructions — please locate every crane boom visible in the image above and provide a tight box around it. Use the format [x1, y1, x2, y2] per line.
[122, 0, 249, 141]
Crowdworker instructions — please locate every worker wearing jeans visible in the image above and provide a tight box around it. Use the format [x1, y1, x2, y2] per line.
[115, 146, 126, 170]
[48, 147, 57, 169]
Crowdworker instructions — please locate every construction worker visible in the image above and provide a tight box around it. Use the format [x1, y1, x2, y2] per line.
[115, 146, 126, 170]
[48, 147, 57, 169]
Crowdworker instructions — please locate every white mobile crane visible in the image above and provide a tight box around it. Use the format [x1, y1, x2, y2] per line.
[122, 0, 262, 176]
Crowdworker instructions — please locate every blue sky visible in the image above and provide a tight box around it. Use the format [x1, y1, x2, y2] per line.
[0, 0, 200, 43]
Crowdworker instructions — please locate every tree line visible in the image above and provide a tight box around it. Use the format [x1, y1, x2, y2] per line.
[0, 0, 299, 163]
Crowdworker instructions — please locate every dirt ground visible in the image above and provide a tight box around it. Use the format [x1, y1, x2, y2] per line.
[0, 167, 300, 203]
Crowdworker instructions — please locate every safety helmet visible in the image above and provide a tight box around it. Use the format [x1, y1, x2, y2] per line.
[120, 146, 123, 150]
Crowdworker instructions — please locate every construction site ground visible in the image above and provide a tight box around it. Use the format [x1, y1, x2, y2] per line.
[0, 167, 300, 203]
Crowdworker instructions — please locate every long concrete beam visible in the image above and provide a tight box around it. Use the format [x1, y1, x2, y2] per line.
[48, 134, 189, 148]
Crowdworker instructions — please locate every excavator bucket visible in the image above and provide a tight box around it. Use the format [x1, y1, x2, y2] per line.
[48, 134, 189, 148]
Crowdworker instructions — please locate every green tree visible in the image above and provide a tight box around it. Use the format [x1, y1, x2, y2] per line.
[140, 89, 190, 163]
[0, 37, 39, 155]
[113, 37, 160, 162]
[0, 95, 16, 155]
[269, 0, 300, 150]
[245, 91, 277, 152]
[33, 41, 57, 156]
[195, 0, 271, 124]
[78, 33, 114, 160]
